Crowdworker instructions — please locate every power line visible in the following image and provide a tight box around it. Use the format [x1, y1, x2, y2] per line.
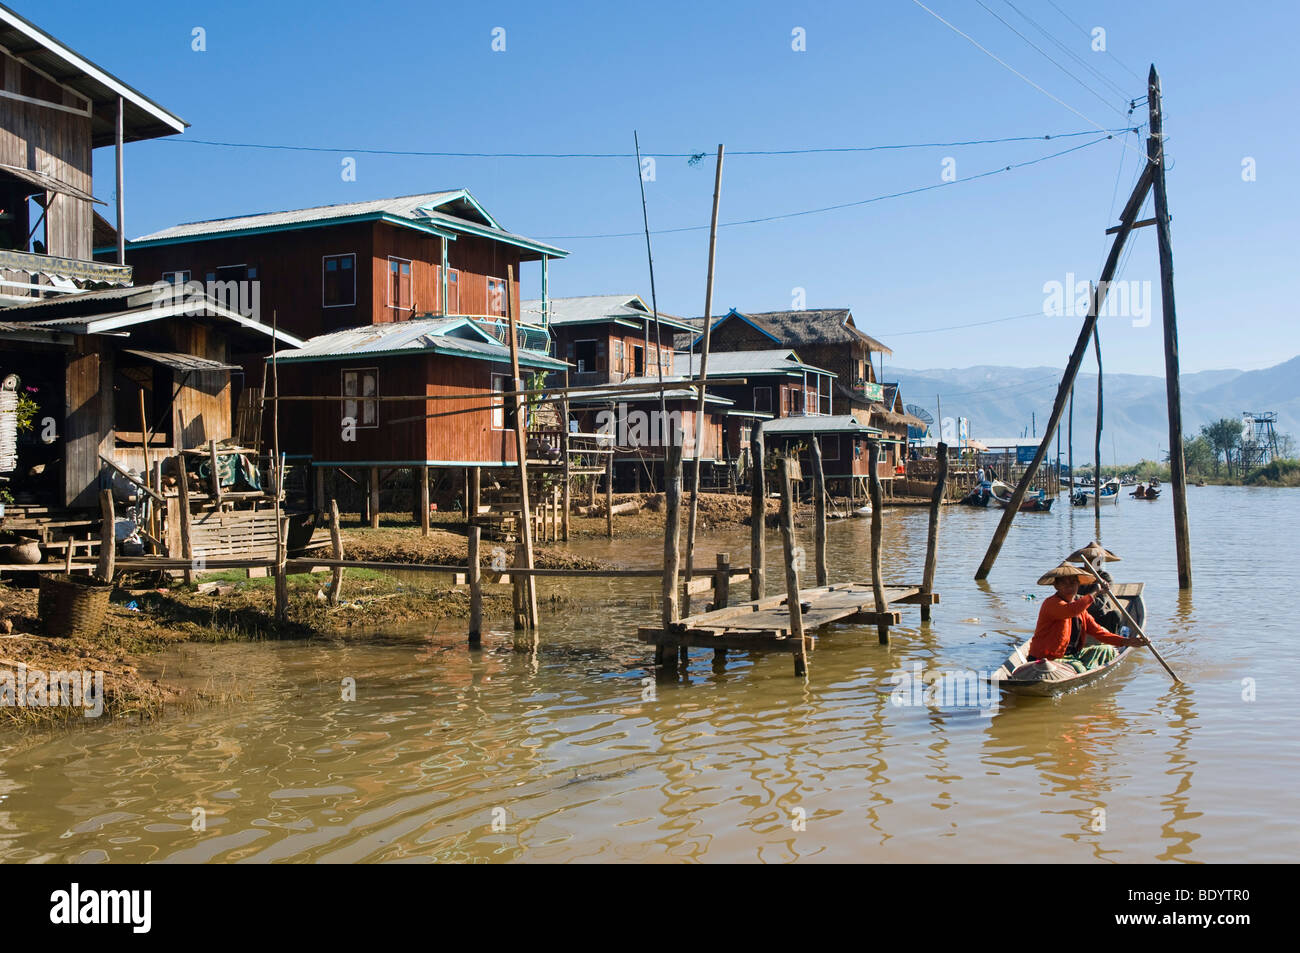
[908, 0, 1147, 161]
[152, 127, 1134, 160]
[886, 310, 1045, 336]
[1001, 0, 1134, 101]
[541, 133, 1115, 240]
[974, 0, 1129, 117]
[1043, 0, 1146, 83]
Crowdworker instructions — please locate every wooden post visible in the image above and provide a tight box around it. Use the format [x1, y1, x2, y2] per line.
[467, 525, 482, 646]
[176, 451, 194, 586]
[551, 486, 560, 543]
[512, 541, 528, 632]
[369, 466, 380, 529]
[605, 452, 614, 539]
[750, 424, 765, 601]
[975, 163, 1155, 580]
[315, 467, 326, 516]
[561, 387, 571, 541]
[713, 551, 730, 610]
[208, 438, 223, 504]
[777, 457, 807, 677]
[867, 441, 888, 644]
[921, 441, 948, 622]
[1068, 386, 1074, 497]
[656, 442, 683, 668]
[420, 465, 430, 537]
[1149, 65, 1193, 589]
[63, 534, 74, 573]
[469, 466, 481, 526]
[684, 144, 726, 617]
[274, 513, 289, 623]
[96, 489, 115, 583]
[505, 263, 539, 629]
[810, 434, 828, 587]
[114, 96, 125, 264]
[328, 500, 343, 606]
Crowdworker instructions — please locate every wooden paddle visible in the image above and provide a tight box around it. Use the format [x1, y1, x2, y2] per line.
[1079, 553, 1181, 684]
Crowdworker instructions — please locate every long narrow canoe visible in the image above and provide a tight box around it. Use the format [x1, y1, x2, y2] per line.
[990, 481, 1054, 512]
[989, 585, 1145, 696]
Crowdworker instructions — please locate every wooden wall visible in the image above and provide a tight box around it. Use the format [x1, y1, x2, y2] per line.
[0, 50, 94, 260]
[290, 353, 519, 466]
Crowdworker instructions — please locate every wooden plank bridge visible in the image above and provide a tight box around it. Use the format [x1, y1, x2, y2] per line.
[639, 580, 939, 667]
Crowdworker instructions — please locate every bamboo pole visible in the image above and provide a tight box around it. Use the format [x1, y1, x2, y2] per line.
[975, 164, 1154, 580]
[505, 263, 538, 629]
[420, 465, 430, 537]
[561, 378, 571, 541]
[867, 441, 888, 644]
[1149, 65, 1193, 589]
[95, 489, 115, 583]
[468, 525, 482, 646]
[368, 467, 380, 529]
[1093, 315, 1103, 520]
[272, 309, 287, 624]
[656, 441, 683, 669]
[1068, 386, 1074, 497]
[810, 434, 828, 587]
[750, 424, 766, 601]
[605, 451, 614, 539]
[777, 457, 807, 677]
[921, 441, 948, 622]
[683, 143, 725, 616]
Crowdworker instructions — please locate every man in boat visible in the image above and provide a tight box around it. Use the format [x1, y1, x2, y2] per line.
[1134, 482, 1147, 499]
[1078, 568, 1124, 633]
[1029, 564, 1147, 672]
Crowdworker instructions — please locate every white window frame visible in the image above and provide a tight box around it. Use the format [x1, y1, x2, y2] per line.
[341, 367, 379, 430]
[322, 253, 356, 308]
[388, 256, 413, 311]
[492, 373, 511, 430]
[446, 268, 460, 313]
[613, 339, 625, 374]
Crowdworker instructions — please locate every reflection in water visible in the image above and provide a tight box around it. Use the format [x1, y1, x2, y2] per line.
[0, 487, 1294, 863]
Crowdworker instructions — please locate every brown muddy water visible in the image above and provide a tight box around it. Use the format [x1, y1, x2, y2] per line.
[0, 486, 1295, 863]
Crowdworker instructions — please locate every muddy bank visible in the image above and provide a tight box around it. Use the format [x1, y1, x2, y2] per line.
[569, 492, 816, 538]
[0, 567, 516, 730]
[339, 522, 606, 570]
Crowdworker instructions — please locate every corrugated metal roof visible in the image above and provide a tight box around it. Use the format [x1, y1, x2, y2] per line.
[123, 349, 238, 372]
[0, 163, 102, 204]
[762, 415, 880, 435]
[522, 294, 696, 332]
[675, 349, 834, 377]
[129, 190, 568, 260]
[699, 308, 893, 355]
[272, 317, 566, 370]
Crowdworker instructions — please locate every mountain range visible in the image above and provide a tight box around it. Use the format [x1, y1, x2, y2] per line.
[885, 355, 1300, 465]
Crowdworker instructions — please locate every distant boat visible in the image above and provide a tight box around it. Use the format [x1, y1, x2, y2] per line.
[990, 481, 1054, 512]
[1072, 478, 1121, 507]
[852, 503, 873, 517]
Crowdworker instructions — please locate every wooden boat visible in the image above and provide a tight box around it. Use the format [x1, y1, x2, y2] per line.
[1071, 478, 1120, 506]
[989, 481, 1054, 512]
[851, 504, 873, 517]
[1132, 489, 1161, 500]
[990, 583, 1146, 696]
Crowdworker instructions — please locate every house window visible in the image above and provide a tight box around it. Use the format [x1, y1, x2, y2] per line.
[486, 277, 507, 317]
[754, 386, 772, 413]
[613, 340, 625, 374]
[323, 254, 355, 307]
[446, 269, 459, 313]
[161, 270, 190, 285]
[789, 387, 804, 415]
[632, 345, 644, 376]
[574, 340, 597, 375]
[822, 436, 839, 461]
[215, 264, 256, 282]
[389, 257, 412, 312]
[341, 368, 378, 430]
[492, 373, 517, 430]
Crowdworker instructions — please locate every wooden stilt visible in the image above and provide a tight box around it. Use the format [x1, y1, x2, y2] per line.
[176, 449, 194, 586]
[96, 489, 115, 583]
[713, 551, 730, 611]
[469, 467, 481, 527]
[750, 424, 765, 601]
[505, 264, 539, 629]
[1093, 316, 1103, 520]
[605, 452, 614, 539]
[369, 466, 380, 529]
[810, 435, 828, 587]
[867, 441, 888, 644]
[656, 442, 683, 669]
[315, 467, 325, 516]
[561, 389, 571, 541]
[420, 465, 430, 537]
[467, 525, 482, 646]
[777, 457, 807, 677]
[328, 500, 343, 606]
[921, 441, 948, 622]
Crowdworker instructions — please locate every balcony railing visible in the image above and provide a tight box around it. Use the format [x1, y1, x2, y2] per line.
[0, 249, 133, 303]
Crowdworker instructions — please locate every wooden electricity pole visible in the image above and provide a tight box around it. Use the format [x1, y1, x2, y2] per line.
[1149, 65, 1193, 589]
[976, 163, 1154, 580]
[505, 264, 539, 628]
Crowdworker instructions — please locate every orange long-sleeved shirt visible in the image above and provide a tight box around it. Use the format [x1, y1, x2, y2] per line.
[1028, 593, 1127, 660]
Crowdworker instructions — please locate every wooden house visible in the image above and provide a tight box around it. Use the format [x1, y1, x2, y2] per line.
[123, 190, 568, 347]
[522, 294, 690, 386]
[761, 415, 882, 494]
[272, 316, 567, 477]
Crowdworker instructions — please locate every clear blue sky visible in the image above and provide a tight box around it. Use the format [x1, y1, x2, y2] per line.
[25, 0, 1299, 375]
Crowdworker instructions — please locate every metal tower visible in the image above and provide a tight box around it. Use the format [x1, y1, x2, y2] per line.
[1239, 411, 1280, 474]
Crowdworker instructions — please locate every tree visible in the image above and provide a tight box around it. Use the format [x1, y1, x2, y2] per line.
[1181, 435, 1215, 477]
[1201, 418, 1243, 476]
[1276, 432, 1296, 460]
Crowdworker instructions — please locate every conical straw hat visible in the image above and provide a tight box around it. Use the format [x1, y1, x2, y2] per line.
[1066, 541, 1121, 564]
[1037, 563, 1097, 586]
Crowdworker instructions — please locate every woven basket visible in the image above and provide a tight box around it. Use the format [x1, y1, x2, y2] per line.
[37, 574, 112, 640]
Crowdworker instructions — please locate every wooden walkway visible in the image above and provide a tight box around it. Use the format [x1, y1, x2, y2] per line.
[638, 580, 938, 655]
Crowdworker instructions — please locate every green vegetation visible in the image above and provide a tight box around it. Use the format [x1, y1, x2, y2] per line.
[1244, 459, 1300, 487]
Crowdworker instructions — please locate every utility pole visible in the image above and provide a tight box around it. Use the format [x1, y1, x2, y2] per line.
[1149, 66, 1192, 589]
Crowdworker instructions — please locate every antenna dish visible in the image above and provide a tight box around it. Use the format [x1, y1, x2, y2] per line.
[906, 404, 934, 425]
